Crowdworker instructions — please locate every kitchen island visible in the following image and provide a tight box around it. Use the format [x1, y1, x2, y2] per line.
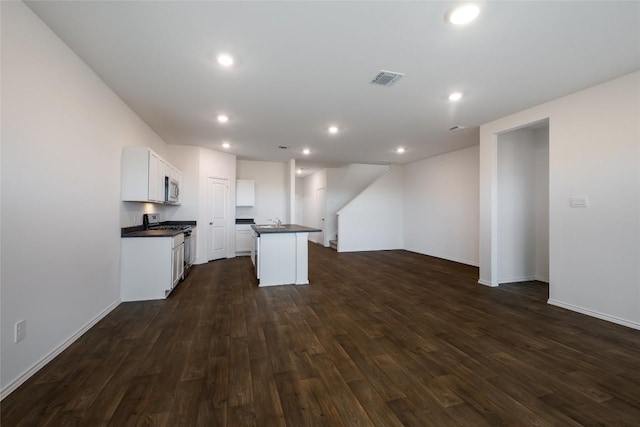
[251, 224, 321, 286]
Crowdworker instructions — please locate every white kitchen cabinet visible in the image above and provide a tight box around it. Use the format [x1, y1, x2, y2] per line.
[121, 146, 182, 204]
[172, 236, 185, 287]
[236, 224, 253, 254]
[148, 151, 164, 202]
[236, 179, 255, 206]
[121, 233, 184, 301]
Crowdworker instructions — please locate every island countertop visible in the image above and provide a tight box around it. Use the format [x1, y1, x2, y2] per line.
[251, 224, 321, 235]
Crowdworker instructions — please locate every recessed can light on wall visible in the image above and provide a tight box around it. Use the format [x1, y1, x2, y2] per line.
[445, 3, 481, 25]
[217, 114, 229, 123]
[217, 53, 234, 67]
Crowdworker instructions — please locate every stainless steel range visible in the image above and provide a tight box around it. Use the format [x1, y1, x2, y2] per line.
[182, 228, 196, 275]
[143, 213, 196, 275]
[144, 213, 191, 231]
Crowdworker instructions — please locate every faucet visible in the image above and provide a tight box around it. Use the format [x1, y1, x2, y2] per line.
[267, 218, 282, 228]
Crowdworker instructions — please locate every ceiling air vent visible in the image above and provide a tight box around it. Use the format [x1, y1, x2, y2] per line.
[371, 70, 405, 87]
[449, 125, 467, 132]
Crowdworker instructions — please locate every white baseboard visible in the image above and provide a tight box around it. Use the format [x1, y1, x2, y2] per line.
[1, 299, 121, 400]
[498, 276, 550, 285]
[403, 249, 479, 268]
[548, 299, 640, 330]
[478, 279, 498, 287]
[499, 276, 537, 284]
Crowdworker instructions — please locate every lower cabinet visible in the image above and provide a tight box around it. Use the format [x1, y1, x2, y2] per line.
[254, 231, 310, 286]
[236, 224, 253, 254]
[121, 234, 184, 301]
[172, 237, 185, 287]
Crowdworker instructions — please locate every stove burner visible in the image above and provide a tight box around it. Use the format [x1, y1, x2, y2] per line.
[149, 225, 191, 231]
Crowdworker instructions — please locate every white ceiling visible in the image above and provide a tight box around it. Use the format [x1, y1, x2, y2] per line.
[25, 1, 640, 173]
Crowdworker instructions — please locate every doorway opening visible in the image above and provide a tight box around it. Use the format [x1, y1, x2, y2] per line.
[496, 119, 549, 296]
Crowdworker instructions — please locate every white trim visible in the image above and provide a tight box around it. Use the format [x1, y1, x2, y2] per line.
[478, 279, 498, 287]
[498, 276, 538, 284]
[403, 249, 479, 268]
[548, 299, 640, 331]
[0, 299, 121, 400]
[496, 276, 550, 284]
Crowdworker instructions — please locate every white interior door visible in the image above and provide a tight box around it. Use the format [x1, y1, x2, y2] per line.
[208, 177, 229, 261]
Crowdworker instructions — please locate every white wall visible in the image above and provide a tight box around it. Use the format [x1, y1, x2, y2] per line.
[534, 128, 550, 282]
[325, 164, 389, 245]
[301, 170, 327, 245]
[236, 160, 288, 224]
[497, 127, 548, 283]
[166, 145, 229, 265]
[199, 148, 236, 261]
[1, 1, 167, 396]
[295, 177, 304, 225]
[287, 159, 296, 223]
[337, 167, 404, 252]
[403, 146, 480, 266]
[166, 145, 201, 223]
[480, 71, 640, 329]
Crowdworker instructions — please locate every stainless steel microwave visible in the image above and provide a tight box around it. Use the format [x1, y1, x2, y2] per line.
[165, 176, 179, 204]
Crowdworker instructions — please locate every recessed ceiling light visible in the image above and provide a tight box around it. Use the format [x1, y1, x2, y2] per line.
[449, 92, 463, 102]
[217, 114, 229, 123]
[397, 147, 406, 154]
[445, 3, 481, 25]
[328, 125, 339, 134]
[302, 148, 311, 155]
[217, 53, 234, 67]
[222, 142, 230, 149]
[297, 168, 303, 174]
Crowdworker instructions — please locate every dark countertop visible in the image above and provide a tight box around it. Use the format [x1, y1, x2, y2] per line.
[122, 229, 186, 238]
[121, 221, 196, 238]
[236, 218, 255, 224]
[251, 224, 321, 235]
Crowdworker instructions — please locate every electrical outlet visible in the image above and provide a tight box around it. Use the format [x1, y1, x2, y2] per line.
[15, 320, 26, 343]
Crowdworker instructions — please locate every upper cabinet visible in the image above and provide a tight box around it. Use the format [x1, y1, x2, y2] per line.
[236, 179, 255, 206]
[147, 150, 163, 202]
[121, 147, 182, 205]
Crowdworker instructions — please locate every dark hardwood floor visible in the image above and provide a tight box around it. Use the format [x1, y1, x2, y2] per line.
[3, 243, 640, 426]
